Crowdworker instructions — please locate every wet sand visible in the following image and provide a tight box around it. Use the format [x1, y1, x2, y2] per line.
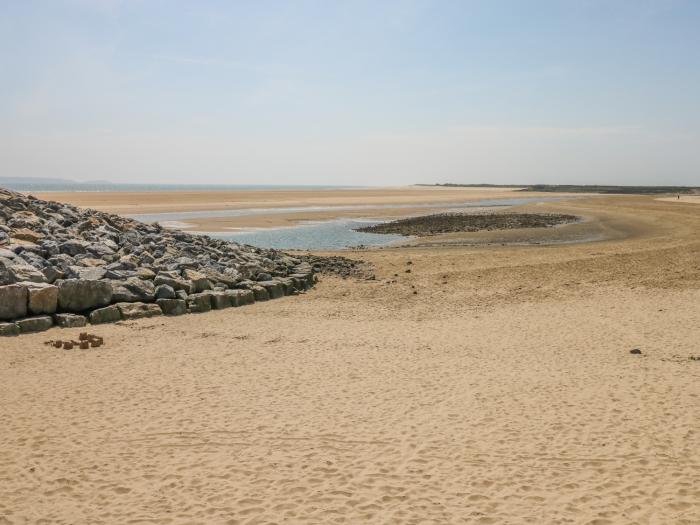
[2, 195, 700, 524]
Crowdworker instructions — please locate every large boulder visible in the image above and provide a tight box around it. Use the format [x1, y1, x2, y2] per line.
[153, 273, 193, 294]
[186, 293, 212, 313]
[252, 285, 269, 302]
[116, 302, 162, 320]
[89, 305, 122, 324]
[57, 279, 113, 312]
[54, 313, 87, 328]
[0, 284, 28, 320]
[110, 277, 155, 303]
[0, 322, 19, 336]
[16, 315, 53, 334]
[182, 269, 212, 293]
[155, 284, 176, 300]
[24, 282, 59, 315]
[258, 280, 285, 299]
[156, 298, 186, 316]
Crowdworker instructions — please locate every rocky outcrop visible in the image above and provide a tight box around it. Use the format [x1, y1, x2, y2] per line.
[0, 187, 316, 335]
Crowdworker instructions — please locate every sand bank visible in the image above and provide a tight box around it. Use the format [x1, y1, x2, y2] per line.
[2, 196, 700, 523]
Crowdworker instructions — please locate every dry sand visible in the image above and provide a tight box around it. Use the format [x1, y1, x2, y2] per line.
[2, 195, 700, 524]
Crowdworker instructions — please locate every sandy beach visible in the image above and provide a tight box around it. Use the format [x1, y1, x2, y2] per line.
[2, 193, 700, 524]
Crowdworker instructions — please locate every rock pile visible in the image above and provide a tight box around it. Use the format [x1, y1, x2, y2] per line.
[0, 187, 315, 336]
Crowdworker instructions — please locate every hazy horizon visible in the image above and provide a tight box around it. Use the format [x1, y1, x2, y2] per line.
[2, 1, 699, 186]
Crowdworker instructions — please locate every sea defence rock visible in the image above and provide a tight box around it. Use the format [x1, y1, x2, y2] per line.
[89, 305, 122, 324]
[54, 313, 88, 328]
[16, 316, 53, 334]
[0, 284, 28, 320]
[156, 298, 186, 316]
[25, 282, 59, 315]
[57, 279, 113, 312]
[0, 186, 317, 334]
[116, 302, 162, 320]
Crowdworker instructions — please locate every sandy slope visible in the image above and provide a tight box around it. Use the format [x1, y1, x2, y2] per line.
[2, 196, 700, 524]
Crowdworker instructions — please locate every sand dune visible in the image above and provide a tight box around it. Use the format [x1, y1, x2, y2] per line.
[2, 196, 700, 524]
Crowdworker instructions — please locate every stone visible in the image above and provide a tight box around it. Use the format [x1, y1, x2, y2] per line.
[630, 348, 642, 355]
[252, 285, 269, 301]
[9, 263, 46, 283]
[0, 322, 19, 336]
[16, 315, 53, 333]
[175, 289, 188, 301]
[154, 273, 193, 294]
[182, 269, 212, 293]
[89, 305, 122, 324]
[54, 313, 87, 328]
[116, 302, 163, 320]
[57, 279, 113, 312]
[186, 293, 212, 313]
[0, 284, 28, 320]
[258, 280, 285, 299]
[256, 272, 273, 281]
[68, 266, 107, 281]
[12, 228, 44, 243]
[59, 240, 89, 256]
[204, 290, 229, 309]
[237, 289, 255, 305]
[155, 284, 176, 300]
[156, 298, 186, 316]
[24, 282, 59, 315]
[111, 277, 155, 303]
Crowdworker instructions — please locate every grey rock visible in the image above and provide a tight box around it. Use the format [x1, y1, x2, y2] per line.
[16, 315, 53, 333]
[57, 279, 113, 312]
[153, 273, 193, 294]
[175, 289, 188, 301]
[252, 285, 269, 301]
[54, 313, 87, 328]
[155, 284, 176, 300]
[256, 272, 273, 281]
[111, 277, 155, 303]
[23, 282, 58, 315]
[0, 322, 19, 336]
[9, 262, 46, 283]
[59, 239, 89, 256]
[203, 290, 229, 309]
[156, 298, 186, 316]
[258, 280, 285, 299]
[89, 305, 122, 324]
[0, 284, 28, 320]
[116, 302, 163, 320]
[182, 269, 212, 293]
[186, 293, 212, 313]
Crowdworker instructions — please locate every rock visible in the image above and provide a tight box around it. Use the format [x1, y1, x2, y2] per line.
[57, 279, 113, 312]
[252, 285, 269, 301]
[155, 284, 176, 300]
[0, 322, 19, 336]
[110, 277, 155, 303]
[9, 262, 46, 283]
[156, 298, 186, 316]
[68, 266, 107, 281]
[42, 265, 63, 283]
[59, 240, 89, 256]
[258, 280, 285, 299]
[182, 269, 212, 293]
[256, 272, 273, 282]
[116, 302, 163, 320]
[0, 284, 28, 320]
[154, 273, 193, 294]
[204, 290, 229, 309]
[24, 282, 58, 315]
[135, 267, 156, 280]
[630, 348, 642, 355]
[186, 293, 212, 313]
[12, 228, 44, 243]
[237, 289, 255, 305]
[16, 315, 53, 333]
[89, 305, 122, 324]
[54, 313, 87, 328]
[175, 289, 188, 301]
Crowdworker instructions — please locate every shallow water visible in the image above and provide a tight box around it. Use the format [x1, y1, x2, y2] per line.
[130, 197, 564, 250]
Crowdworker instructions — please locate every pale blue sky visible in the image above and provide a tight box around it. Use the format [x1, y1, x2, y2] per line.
[1, 0, 699, 185]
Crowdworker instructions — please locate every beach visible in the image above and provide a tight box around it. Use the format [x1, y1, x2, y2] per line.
[2, 192, 700, 523]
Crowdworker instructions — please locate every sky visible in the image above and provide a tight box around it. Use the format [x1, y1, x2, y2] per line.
[1, 0, 699, 186]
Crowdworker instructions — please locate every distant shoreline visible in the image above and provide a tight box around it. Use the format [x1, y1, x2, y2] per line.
[419, 183, 700, 195]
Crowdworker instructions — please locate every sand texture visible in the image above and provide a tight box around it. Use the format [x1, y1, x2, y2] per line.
[2, 196, 700, 524]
